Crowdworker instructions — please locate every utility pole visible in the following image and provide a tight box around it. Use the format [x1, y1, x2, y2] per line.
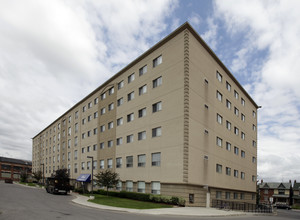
[87, 156, 94, 195]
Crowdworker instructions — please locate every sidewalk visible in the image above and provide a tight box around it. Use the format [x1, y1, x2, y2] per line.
[71, 194, 247, 217]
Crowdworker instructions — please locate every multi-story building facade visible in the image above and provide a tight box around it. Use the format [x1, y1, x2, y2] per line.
[32, 22, 258, 206]
[258, 181, 292, 205]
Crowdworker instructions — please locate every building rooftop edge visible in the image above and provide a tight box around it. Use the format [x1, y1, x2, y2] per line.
[32, 22, 259, 139]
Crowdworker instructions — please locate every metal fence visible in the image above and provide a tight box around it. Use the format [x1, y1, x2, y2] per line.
[212, 199, 273, 213]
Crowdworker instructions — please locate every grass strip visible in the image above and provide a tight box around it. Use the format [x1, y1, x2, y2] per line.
[86, 194, 173, 209]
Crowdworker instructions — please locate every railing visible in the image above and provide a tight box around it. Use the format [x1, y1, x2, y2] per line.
[212, 199, 273, 213]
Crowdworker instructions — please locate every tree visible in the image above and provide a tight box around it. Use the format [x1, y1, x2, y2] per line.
[95, 170, 119, 195]
[33, 171, 42, 183]
[20, 170, 29, 183]
[52, 168, 69, 179]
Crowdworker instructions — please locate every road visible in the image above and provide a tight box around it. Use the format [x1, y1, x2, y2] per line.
[1, 181, 300, 220]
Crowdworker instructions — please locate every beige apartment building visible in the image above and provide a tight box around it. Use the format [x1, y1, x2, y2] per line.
[32, 22, 258, 206]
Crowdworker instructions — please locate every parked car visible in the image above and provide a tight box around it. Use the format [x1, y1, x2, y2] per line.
[4, 179, 13, 184]
[45, 177, 71, 195]
[275, 202, 291, 210]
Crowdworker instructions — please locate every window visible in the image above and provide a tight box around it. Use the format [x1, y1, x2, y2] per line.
[234, 170, 238, 178]
[81, 162, 85, 170]
[152, 127, 162, 137]
[139, 65, 147, 76]
[126, 181, 133, 192]
[252, 175, 256, 182]
[128, 73, 135, 83]
[216, 137, 222, 147]
[108, 140, 113, 148]
[88, 102, 92, 109]
[241, 98, 245, 106]
[108, 121, 113, 129]
[151, 182, 161, 194]
[127, 113, 134, 122]
[127, 91, 134, 101]
[94, 111, 98, 118]
[100, 142, 104, 149]
[68, 127, 71, 136]
[138, 131, 146, 141]
[234, 127, 239, 135]
[117, 97, 123, 106]
[253, 124, 256, 131]
[226, 167, 231, 176]
[217, 114, 223, 124]
[87, 146, 91, 152]
[108, 103, 114, 111]
[87, 161, 91, 170]
[126, 134, 133, 143]
[139, 85, 147, 95]
[82, 147, 85, 153]
[82, 106, 86, 112]
[151, 152, 161, 166]
[241, 172, 245, 179]
[116, 158, 122, 168]
[241, 132, 245, 140]
[93, 128, 98, 135]
[217, 91, 222, 102]
[234, 107, 239, 116]
[68, 116, 71, 123]
[100, 125, 105, 132]
[138, 181, 146, 193]
[118, 80, 124, 90]
[226, 142, 231, 151]
[101, 93, 106, 100]
[241, 113, 245, 121]
[216, 191, 222, 199]
[117, 117, 123, 126]
[74, 136, 78, 146]
[241, 150, 245, 158]
[226, 121, 231, 130]
[234, 193, 238, 200]
[94, 97, 98, 105]
[82, 118, 86, 125]
[226, 99, 231, 109]
[100, 107, 105, 115]
[226, 192, 231, 200]
[216, 71, 222, 82]
[88, 115, 92, 122]
[253, 110, 256, 118]
[74, 163, 78, 173]
[82, 133, 86, 139]
[252, 157, 256, 163]
[234, 146, 239, 155]
[153, 55, 162, 67]
[216, 164, 222, 173]
[253, 140, 257, 147]
[126, 156, 133, 168]
[226, 81, 231, 91]
[138, 108, 146, 118]
[108, 87, 114, 95]
[93, 161, 97, 169]
[153, 76, 162, 88]
[107, 159, 113, 169]
[93, 144, 97, 151]
[75, 111, 79, 119]
[152, 101, 162, 113]
[68, 152, 71, 161]
[100, 160, 104, 169]
[234, 90, 239, 99]
[116, 137, 123, 146]
[138, 154, 146, 167]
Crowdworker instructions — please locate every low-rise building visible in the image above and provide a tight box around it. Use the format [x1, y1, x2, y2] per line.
[0, 156, 32, 181]
[292, 180, 300, 206]
[259, 181, 292, 205]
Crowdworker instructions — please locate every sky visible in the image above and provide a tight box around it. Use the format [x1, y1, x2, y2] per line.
[0, 0, 299, 183]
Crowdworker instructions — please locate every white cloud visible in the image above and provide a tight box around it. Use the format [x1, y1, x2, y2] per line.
[214, 0, 300, 181]
[201, 17, 218, 50]
[188, 12, 202, 28]
[0, 0, 177, 160]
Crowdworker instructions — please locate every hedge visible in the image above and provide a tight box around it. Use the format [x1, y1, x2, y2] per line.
[75, 188, 185, 206]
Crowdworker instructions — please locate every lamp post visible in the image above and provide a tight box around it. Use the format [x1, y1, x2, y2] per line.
[40, 163, 44, 185]
[87, 156, 94, 195]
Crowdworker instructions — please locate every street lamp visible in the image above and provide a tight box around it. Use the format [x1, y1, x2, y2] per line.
[40, 163, 44, 186]
[87, 156, 94, 195]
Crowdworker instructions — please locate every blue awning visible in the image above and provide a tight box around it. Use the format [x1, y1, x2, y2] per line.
[76, 174, 91, 182]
